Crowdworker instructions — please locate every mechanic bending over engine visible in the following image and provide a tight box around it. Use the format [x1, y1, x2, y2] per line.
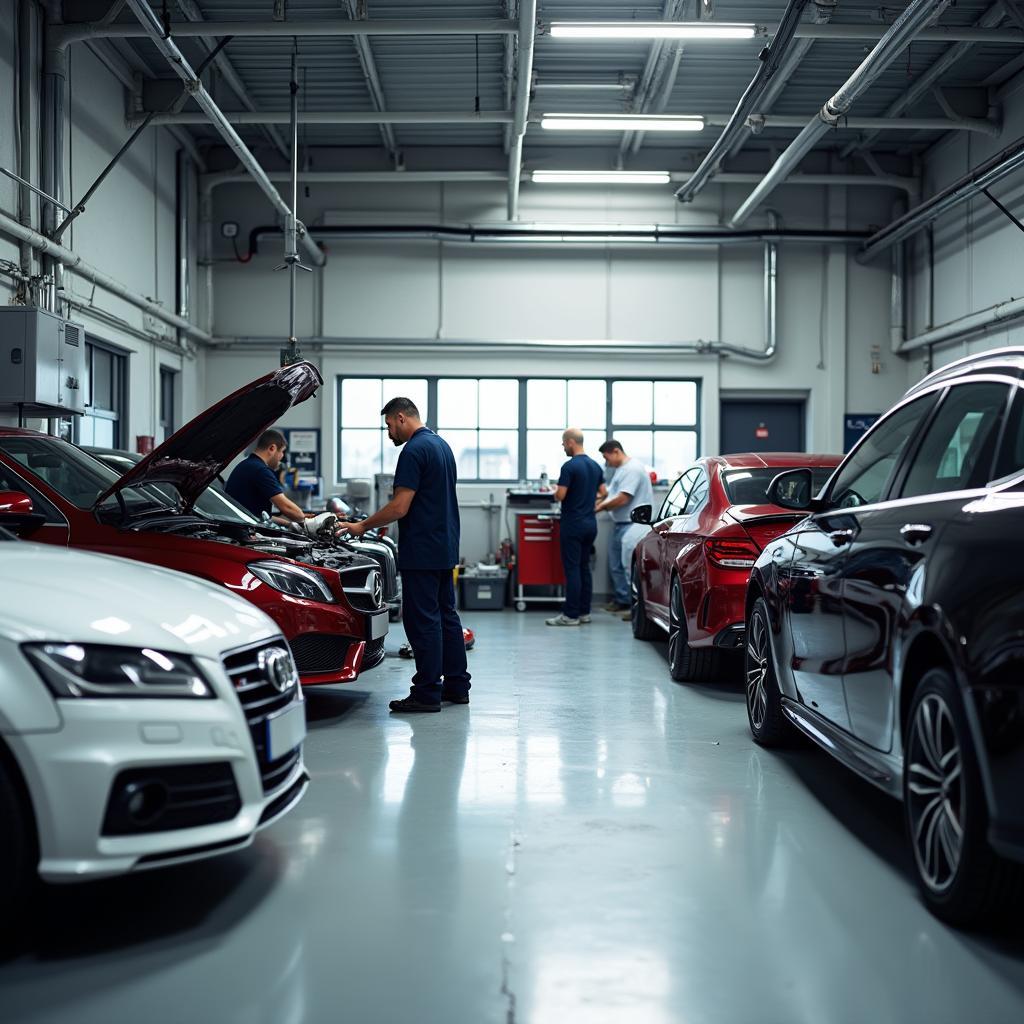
[226, 428, 310, 526]
[338, 397, 471, 714]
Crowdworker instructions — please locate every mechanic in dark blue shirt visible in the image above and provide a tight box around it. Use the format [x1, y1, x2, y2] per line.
[340, 397, 470, 713]
[548, 428, 604, 627]
[225, 429, 308, 525]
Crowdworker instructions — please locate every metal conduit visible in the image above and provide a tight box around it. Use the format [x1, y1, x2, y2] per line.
[0, 209, 212, 345]
[729, 0, 953, 227]
[675, 0, 813, 204]
[133, 110, 516, 127]
[507, 0, 538, 220]
[858, 133, 1024, 261]
[119, 0, 325, 268]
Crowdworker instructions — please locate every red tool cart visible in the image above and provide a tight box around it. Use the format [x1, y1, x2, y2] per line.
[513, 512, 563, 611]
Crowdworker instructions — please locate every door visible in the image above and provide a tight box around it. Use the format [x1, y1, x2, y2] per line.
[779, 391, 938, 730]
[840, 380, 1011, 751]
[721, 400, 804, 455]
[643, 468, 697, 612]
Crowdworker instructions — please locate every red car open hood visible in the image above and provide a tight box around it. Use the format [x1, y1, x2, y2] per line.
[93, 361, 323, 511]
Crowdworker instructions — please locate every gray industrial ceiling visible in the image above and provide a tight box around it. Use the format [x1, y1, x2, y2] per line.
[79, 0, 1024, 174]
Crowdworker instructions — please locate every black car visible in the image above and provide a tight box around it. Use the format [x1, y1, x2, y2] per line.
[744, 347, 1024, 926]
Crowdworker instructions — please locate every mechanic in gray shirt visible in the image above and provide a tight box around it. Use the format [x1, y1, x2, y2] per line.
[596, 440, 655, 614]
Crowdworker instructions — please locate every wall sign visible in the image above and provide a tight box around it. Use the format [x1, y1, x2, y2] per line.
[755, 424, 769, 439]
[844, 414, 879, 453]
[284, 428, 320, 475]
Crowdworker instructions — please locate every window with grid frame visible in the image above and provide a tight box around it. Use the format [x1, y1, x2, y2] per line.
[75, 340, 127, 449]
[336, 376, 700, 483]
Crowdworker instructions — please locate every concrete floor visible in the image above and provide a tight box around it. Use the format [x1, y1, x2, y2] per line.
[2, 609, 1024, 1024]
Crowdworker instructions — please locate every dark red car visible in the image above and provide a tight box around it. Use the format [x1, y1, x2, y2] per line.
[0, 362, 388, 686]
[630, 453, 841, 681]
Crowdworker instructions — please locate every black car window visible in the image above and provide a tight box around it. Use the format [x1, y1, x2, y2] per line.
[659, 469, 696, 520]
[828, 394, 935, 509]
[992, 386, 1024, 483]
[683, 471, 709, 515]
[0, 460, 65, 524]
[899, 382, 1009, 498]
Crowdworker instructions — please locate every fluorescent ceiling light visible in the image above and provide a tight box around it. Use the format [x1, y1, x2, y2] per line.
[550, 21, 757, 41]
[541, 114, 704, 133]
[532, 170, 671, 185]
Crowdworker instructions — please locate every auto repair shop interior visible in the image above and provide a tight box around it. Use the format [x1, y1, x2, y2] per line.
[2, 1, 1024, 1021]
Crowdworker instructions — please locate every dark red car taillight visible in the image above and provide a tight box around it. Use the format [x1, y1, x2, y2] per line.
[704, 537, 760, 569]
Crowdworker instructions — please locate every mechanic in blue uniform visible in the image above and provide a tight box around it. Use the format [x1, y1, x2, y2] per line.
[547, 427, 604, 627]
[340, 397, 470, 713]
[225, 428, 308, 525]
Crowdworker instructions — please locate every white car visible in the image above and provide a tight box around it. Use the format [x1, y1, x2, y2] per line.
[0, 530, 308, 914]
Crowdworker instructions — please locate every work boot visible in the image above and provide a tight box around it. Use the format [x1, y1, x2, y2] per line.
[389, 693, 441, 713]
[442, 691, 470, 705]
[546, 614, 580, 627]
[602, 601, 626, 612]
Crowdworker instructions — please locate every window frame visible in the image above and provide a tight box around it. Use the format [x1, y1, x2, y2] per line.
[335, 375, 702, 485]
[74, 337, 129, 450]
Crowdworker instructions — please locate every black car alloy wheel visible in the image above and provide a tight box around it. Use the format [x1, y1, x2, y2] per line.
[746, 606, 770, 731]
[907, 692, 964, 894]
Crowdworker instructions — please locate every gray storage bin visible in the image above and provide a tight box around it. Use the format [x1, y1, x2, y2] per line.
[460, 571, 508, 610]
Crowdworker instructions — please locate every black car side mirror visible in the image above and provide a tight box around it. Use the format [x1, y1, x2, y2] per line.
[767, 468, 821, 512]
[631, 504, 653, 525]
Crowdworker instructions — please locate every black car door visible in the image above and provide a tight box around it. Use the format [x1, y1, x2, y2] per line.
[779, 392, 938, 730]
[840, 380, 1013, 751]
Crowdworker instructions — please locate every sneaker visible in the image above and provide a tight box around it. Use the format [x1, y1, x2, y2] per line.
[579, 614, 592, 624]
[389, 694, 441, 713]
[442, 692, 470, 705]
[545, 614, 580, 627]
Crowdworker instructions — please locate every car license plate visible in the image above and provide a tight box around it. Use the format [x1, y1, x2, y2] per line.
[367, 610, 389, 640]
[266, 702, 306, 762]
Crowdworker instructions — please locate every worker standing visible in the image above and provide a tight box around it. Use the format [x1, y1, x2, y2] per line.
[226, 428, 308, 525]
[339, 398, 470, 713]
[595, 440, 655, 618]
[546, 427, 604, 627]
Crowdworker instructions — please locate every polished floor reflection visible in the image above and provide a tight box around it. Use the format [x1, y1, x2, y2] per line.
[2, 610, 1023, 1023]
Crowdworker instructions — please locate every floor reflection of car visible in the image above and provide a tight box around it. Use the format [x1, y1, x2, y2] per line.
[0, 362, 388, 687]
[745, 347, 1024, 926]
[0, 526, 308, 920]
[86, 446, 403, 623]
[630, 453, 841, 681]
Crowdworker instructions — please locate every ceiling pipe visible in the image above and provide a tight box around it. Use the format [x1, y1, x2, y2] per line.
[53, 18, 519, 46]
[840, 2, 1006, 160]
[242, 222, 867, 252]
[132, 110, 515, 127]
[174, 0, 288, 160]
[898, 296, 1024, 353]
[119, 0, 325, 268]
[0, 208, 212, 345]
[729, 0, 953, 228]
[735, 113, 997, 134]
[675, 0, 813, 204]
[726, 0, 837, 165]
[858, 132, 1024, 261]
[507, 0, 538, 220]
[630, 41, 685, 155]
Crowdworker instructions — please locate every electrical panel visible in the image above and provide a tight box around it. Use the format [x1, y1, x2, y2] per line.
[0, 307, 86, 415]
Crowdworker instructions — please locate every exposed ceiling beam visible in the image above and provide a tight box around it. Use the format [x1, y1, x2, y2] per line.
[840, 1, 1006, 159]
[340, 0, 400, 164]
[55, 18, 519, 45]
[174, 0, 289, 160]
[133, 110, 515, 126]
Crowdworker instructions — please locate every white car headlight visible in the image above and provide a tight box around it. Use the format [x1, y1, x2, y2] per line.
[247, 560, 336, 603]
[23, 644, 214, 699]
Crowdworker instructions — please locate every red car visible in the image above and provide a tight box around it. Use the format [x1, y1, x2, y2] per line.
[0, 362, 388, 686]
[630, 453, 842, 681]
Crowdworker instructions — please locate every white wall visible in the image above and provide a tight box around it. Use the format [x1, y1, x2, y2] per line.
[906, 70, 1024, 379]
[0, 0, 205, 438]
[205, 175, 909, 564]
